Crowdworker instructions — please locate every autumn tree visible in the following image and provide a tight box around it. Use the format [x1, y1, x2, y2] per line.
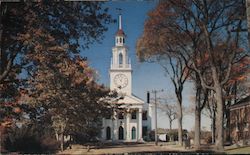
[0, 1, 113, 123]
[137, 0, 248, 151]
[188, 62, 210, 148]
[160, 102, 177, 131]
[137, 51, 189, 146]
[137, 3, 190, 146]
[223, 54, 249, 142]
[203, 91, 217, 144]
[0, 1, 112, 83]
[194, 81, 209, 148]
[26, 52, 114, 151]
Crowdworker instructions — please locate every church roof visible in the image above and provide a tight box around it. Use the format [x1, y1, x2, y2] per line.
[116, 29, 125, 36]
[132, 93, 145, 102]
[116, 94, 144, 105]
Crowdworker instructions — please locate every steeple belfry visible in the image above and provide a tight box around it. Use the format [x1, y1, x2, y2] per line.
[115, 14, 125, 47]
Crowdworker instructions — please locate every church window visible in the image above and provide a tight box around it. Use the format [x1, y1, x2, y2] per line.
[105, 113, 111, 119]
[123, 38, 125, 43]
[106, 126, 111, 140]
[119, 126, 124, 140]
[142, 111, 147, 120]
[119, 53, 123, 65]
[132, 127, 136, 139]
[116, 38, 118, 44]
[120, 37, 122, 43]
[131, 110, 136, 119]
[118, 112, 124, 119]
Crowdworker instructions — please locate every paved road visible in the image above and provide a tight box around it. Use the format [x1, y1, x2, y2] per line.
[59, 142, 196, 154]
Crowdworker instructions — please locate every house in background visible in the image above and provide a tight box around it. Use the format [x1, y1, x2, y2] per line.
[229, 96, 250, 144]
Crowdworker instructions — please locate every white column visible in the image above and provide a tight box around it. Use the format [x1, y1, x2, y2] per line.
[112, 111, 117, 141]
[126, 110, 131, 141]
[102, 118, 105, 141]
[138, 108, 142, 141]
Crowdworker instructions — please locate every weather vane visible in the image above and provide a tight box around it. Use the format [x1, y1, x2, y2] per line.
[116, 8, 122, 15]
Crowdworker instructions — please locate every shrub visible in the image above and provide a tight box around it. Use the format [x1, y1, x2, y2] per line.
[148, 130, 155, 141]
[143, 135, 150, 141]
[4, 125, 59, 154]
[204, 135, 212, 144]
[40, 135, 60, 153]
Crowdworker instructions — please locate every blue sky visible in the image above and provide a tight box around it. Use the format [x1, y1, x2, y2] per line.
[80, 1, 211, 131]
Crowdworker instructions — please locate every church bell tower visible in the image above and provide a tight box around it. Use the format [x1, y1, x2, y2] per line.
[110, 15, 132, 95]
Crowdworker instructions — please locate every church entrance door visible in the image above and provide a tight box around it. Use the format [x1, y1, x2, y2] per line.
[132, 127, 136, 139]
[118, 126, 124, 140]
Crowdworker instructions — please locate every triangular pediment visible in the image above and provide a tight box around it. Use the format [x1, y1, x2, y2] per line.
[117, 94, 144, 105]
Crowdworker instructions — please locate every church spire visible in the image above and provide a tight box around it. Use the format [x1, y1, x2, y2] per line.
[115, 14, 125, 46]
[119, 14, 122, 30]
[116, 14, 125, 37]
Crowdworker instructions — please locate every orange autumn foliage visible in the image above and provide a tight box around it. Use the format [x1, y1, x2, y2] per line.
[13, 107, 21, 114]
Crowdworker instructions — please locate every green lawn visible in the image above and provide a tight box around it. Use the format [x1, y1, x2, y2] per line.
[226, 146, 250, 154]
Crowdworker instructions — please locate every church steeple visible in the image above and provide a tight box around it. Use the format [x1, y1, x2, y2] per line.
[110, 14, 132, 95]
[115, 14, 125, 46]
[111, 14, 130, 70]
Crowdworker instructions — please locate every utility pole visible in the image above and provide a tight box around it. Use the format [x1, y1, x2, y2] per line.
[151, 89, 164, 146]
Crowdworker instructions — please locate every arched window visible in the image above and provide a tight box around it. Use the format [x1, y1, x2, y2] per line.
[106, 126, 111, 140]
[123, 38, 125, 43]
[132, 127, 136, 139]
[116, 38, 119, 44]
[119, 126, 124, 140]
[119, 53, 123, 65]
[120, 37, 122, 43]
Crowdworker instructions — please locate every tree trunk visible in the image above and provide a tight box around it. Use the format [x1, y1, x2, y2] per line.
[194, 104, 201, 149]
[60, 124, 64, 152]
[215, 85, 224, 151]
[169, 119, 172, 130]
[225, 101, 231, 143]
[194, 87, 201, 149]
[55, 131, 59, 141]
[169, 119, 173, 142]
[60, 133, 64, 152]
[211, 110, 216, 144]
[177, 102, 183, 146]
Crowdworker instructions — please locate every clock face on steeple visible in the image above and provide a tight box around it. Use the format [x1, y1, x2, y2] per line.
[114, 74, 128, 88]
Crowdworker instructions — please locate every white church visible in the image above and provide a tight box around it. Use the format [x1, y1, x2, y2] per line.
[101, 15, 154, 142]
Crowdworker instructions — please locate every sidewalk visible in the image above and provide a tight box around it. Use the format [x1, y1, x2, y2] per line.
[59, 142, 209, 154]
